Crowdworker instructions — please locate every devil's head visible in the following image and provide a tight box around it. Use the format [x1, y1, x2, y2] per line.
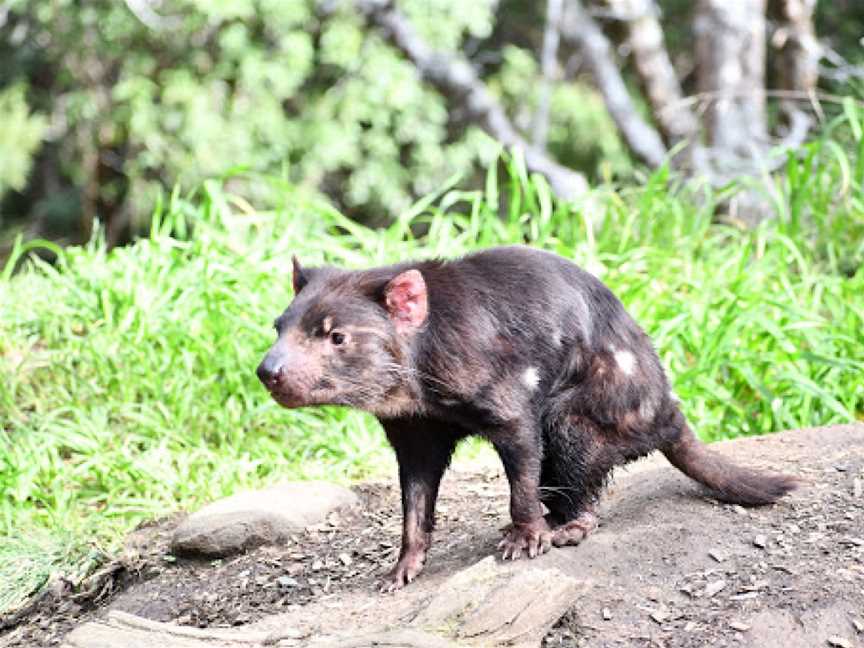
[256, 257, 428, 416]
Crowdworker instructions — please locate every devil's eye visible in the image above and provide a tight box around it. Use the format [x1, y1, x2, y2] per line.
[330, 331, 346, 346]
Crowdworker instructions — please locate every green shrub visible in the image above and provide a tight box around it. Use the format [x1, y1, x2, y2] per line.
[0, 85, 46, 196]
[0, 0, 626, 234]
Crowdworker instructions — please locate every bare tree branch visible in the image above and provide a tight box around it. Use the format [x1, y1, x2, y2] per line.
[559, 0, 667, 168]
[774, 104, 812, 150]
[351, 0, 588, 199]
[655, 87, 853, 116]
[819, 44, 864, 83]
[770, 0, 818, 145]
[123, 0, 178, 30]
[771, 0, 820, 96]
[531, 0, 563, 151]
[603, 0, 698, 147]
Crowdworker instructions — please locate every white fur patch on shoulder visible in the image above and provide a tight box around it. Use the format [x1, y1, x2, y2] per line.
[522, 367, 540, 390]
[614, 350, 636, 376]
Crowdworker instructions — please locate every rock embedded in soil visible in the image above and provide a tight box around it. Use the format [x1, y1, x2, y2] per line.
[64, 555, 587, 648]
[170, 481, 359, 558]
[703, 579, 727, 598]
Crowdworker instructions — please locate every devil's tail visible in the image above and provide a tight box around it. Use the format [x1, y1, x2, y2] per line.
[663, 424, 798, 506]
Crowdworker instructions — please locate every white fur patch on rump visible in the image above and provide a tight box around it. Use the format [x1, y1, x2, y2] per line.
[614, 350, 636, 376]
[522, 367, 540, 390]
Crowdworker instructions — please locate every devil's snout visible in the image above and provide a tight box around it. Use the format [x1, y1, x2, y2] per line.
[256, 343, 321, 408]
[256, 353, 285, 390]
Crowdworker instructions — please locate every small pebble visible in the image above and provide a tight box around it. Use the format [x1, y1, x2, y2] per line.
[338, 552, 353, 566]
[730, 621, 751, 632]
[276, 575, 298, 588]
[851, 618, 863, 633]
[602, 607, 612, 620]
[709, 549, 727, 562]
[645, 586, 663, 601]
[827, 636, 852, 648]
[853, 478, 863, 498]
[729, 592, 759, 601]
[286, 562, 304, 576]
[684, 621, 696, 633]
[267, 627, 304, 641]
[650, 608, 669, 624]
[312, 559, 324, 571]
[753, 534, 768, 548]
[704, 580, 727, 598]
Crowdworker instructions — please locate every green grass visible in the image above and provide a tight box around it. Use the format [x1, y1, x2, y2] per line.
[2, 117, 864, 613]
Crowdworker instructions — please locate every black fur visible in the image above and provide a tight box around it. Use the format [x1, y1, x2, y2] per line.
[258, 246, 797, 588]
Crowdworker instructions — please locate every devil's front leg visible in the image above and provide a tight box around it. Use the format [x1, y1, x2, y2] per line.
[381, 418, 459, 591]
[490, 419, 553, 560]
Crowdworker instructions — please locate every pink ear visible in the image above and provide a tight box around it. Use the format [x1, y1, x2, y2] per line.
[384, 269, 428, 334]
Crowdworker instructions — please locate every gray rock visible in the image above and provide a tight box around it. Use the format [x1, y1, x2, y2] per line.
[410, 554, 586, 646]
[703, 579, 727, 598]
[170, 482, 358, 558]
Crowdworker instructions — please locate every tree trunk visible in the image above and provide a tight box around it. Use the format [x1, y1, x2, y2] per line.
[771, 0, 818, 145]
[694, 0, 768, 167]
[772, 0, 819, 97]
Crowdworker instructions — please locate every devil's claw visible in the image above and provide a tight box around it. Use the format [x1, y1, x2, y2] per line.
[498, 519, 553, 561]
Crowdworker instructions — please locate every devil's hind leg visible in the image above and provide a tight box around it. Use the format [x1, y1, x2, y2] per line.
[540, 415, 620, 546]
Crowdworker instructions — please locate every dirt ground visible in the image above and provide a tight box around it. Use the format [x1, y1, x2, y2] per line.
[2, 425, 863, 648]
[0, 467, 510, 648]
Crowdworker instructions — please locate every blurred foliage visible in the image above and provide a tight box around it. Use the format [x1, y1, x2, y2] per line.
[814, 0, 864, 62]
[0, 85, 46, 195]
[0, 0, 863, 243]
[0, 0, 627, 241]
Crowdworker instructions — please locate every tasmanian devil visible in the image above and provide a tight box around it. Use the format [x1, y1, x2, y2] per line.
[256, 246, 797, 590]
